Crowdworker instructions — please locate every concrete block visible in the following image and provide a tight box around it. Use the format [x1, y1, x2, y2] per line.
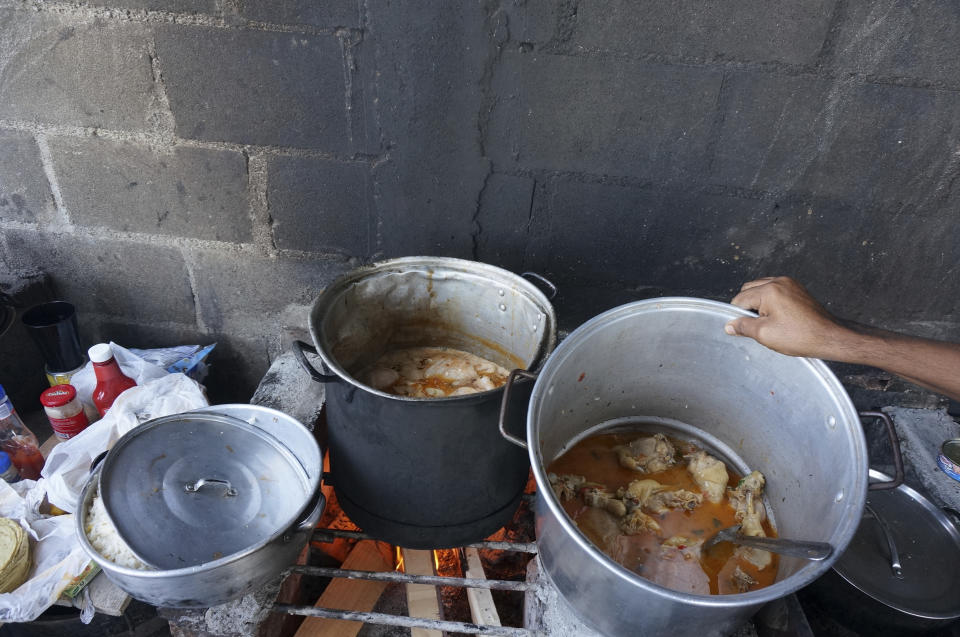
[0, 130, 53, 223]
[367, 0, 493, 258]
[186, 248, 350, 335]
[502, 0, 558, 44]
[573, 0, 836, 65]
[490, 52, 724, 181]
[524, 178, 769, 296]
[0, 229, 197, 325]
[831, 1, 960, 87]
[155, 26, 348, 149]
[475, 173, 536, 272]
[82, 0, 216, 12]
[48, 136, 251, 242]
[266, 156, 372, 255]
[241, 0, 360, 28]
[0, 10, 157, 131]
[711, 73, 960, 214]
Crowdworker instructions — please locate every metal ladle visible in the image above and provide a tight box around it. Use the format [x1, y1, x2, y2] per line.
[703, 525, 834, 561]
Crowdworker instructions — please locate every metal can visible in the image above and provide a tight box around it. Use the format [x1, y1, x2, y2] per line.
[45, 363, 85, 388]
[936, 439, 960, 482]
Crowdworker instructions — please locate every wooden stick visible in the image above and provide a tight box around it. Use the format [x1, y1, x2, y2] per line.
[400, 549, 442, 637]
[464, 547, 501, 627]
[294, 540, 391, 637]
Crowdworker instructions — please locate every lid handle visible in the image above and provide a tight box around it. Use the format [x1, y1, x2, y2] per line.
[863, 503, 904, 579]
[184, 478, 238, 497]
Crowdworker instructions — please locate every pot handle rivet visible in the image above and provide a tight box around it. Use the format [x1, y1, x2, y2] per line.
[185, 478, 238, 497]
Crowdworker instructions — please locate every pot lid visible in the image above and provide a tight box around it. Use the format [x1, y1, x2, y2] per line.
[99, 412, 311, 570]
[833, 469, 960, 619]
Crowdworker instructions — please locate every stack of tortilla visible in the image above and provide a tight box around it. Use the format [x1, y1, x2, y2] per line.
[0, 518, 30, 593]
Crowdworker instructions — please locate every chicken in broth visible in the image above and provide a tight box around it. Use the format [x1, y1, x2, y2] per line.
[360, 347, 509, 398]
[547, 432, 778, 595]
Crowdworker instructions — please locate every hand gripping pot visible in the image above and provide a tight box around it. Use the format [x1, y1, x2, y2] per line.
[508, 298, 900, 637]
[76, 405, 324, 608]
[296, 256, 556, 548]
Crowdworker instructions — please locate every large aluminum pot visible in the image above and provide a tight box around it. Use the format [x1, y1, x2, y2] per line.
[296, 256, 556, 549]
[522, 298, 870, 636]
[75, 405, 324, 608]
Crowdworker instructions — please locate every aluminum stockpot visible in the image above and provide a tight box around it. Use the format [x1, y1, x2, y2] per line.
[75, 405, 324, 608]
[297, 256, 556, 549]
[524, 298, 867, 636]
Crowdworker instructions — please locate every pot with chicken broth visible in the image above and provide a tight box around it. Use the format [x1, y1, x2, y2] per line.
[547, 429, 778, 596]
[519, 298, 869, 636]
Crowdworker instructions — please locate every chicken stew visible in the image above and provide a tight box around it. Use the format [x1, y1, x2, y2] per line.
[547, 431, 778, 595]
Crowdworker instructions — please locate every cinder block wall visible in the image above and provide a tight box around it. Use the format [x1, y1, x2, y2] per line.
[2, 0, 959, 401]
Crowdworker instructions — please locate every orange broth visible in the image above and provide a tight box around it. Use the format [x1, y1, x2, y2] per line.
[547, 432, 778, 595]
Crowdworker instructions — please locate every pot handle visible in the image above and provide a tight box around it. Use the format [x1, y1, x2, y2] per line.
[860, 410, 905, 490]
[292, 340, 338, 383]
[521, 272, 558, 300]
[284, 491, 327, 542]
[498, 368, 537, 449]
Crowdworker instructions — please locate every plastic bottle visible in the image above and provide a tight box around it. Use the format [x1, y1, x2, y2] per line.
[89, 344, 137, 416]
[0, 452, 20, 483]
[0, 385, 45, 480]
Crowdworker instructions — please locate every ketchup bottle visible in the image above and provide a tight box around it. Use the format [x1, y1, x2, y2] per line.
[89, 344, 137, 416]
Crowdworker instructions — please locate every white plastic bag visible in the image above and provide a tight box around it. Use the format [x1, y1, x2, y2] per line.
[0, 480, 89, 622]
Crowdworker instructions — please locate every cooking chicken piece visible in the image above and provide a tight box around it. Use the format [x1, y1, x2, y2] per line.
[618, 479, 702, 514]
[727, 470, 772, 570]
[731, 565, 758, 593]
[727, 471, 767, 536]
[583, 486, 627, 518]
[641, 536, 710, 594]
[366, 367, 400, 391]
[619, 508, 661, 535]
[686, 451, 729, 503]
[548, 473, 586, 502]
[660, 535, 702, 558]
[361, 347, 509, 397]
[615, 433, 677, 473]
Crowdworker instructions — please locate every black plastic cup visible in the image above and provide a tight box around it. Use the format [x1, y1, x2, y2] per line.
[21, 301, 84, 372]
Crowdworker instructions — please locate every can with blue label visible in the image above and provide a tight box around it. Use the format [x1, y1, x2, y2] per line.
[937, 439, 960, 482]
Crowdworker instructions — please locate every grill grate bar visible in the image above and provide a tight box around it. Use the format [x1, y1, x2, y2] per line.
[273, 604, 533, 636]
[287, 565, 534, 592]
[310, 528, 538, 554]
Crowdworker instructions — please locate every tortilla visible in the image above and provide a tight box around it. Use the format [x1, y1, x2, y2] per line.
[0, 518, 31, 593]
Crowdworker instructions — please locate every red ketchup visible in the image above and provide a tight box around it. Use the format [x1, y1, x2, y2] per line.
[88, 344, 137, 416]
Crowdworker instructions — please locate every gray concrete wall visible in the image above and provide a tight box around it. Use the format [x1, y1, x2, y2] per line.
[1, 0, 959, 401]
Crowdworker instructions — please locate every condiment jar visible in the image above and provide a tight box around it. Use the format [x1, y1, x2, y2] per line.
[0, 452, 20, 483]
[89, 344, 137, 417]
[39, 384, 90, 440]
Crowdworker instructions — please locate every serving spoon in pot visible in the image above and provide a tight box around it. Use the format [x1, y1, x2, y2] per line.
[703, 525, 834, 561]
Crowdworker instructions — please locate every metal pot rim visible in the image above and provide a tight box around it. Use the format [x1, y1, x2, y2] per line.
[528, 296, 867, 606]
[308, 256, 558, 400]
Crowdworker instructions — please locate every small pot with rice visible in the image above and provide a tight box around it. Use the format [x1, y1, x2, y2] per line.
[75, 405, 323, 608]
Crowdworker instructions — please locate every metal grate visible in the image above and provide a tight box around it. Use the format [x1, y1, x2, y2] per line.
[273, 528, 537, 637]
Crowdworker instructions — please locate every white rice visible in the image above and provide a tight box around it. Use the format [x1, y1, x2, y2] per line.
[85, 491, 150, 570]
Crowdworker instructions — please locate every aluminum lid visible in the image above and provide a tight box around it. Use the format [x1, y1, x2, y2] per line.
[833, 469, 960, 619]
[99, 412, 312, 570]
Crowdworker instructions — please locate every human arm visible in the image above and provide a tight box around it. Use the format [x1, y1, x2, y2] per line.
[724, 276, 960, 401]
